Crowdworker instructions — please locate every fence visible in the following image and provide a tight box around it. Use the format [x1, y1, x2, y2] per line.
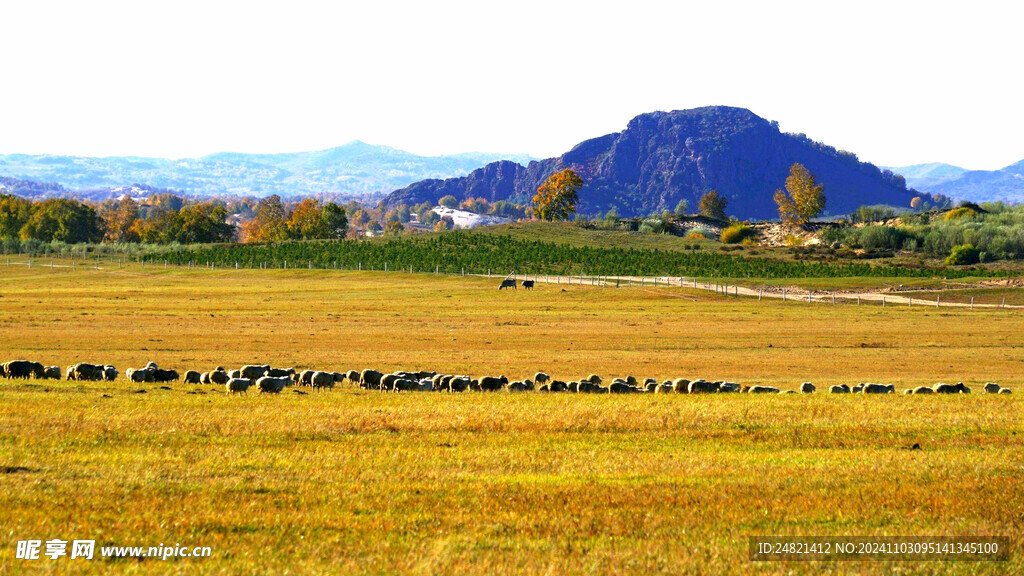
[3, 255, 1018, 311]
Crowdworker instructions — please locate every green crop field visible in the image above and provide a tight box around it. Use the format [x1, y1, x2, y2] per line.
[1, 261, 1021, 574]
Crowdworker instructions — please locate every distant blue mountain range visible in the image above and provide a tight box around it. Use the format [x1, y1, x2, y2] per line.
[885, 160, 1024, 203]
[0, 142, 534, 199]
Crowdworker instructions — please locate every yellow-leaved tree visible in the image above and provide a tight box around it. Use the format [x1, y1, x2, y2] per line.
[774, 163, 825, 226]
[533, 169, 583, 221]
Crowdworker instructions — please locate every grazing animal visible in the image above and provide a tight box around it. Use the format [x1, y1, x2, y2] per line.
[672, 378, 690, 393]
[267, 368, 296, 378]
[183, 370, 201, 384]
[209, 370, 230, 385]
[103, 365, 119, 381]
[256, 376, 289, 394]
[534, 372, 550, 384]
[4, 360, 45, 379]
[719, 382, 741, 393]
[912, 386, 934, 394]
[746, 385, 780, 394]
[851, 384, 865, 393]
[609, 380, 635, 394]
[932, 382, 968, 394]
[44, 366, 62, 380]
[225, 378, 252, 395]
[498, 279, 516, 290]
[998, 388, 1012, 394]
[549, 380, 567, 393]
[688, 379, 719, 394]
[311, 371, 335, 391]
[508, 381, 528, 392]
[68, 363, 105, 381]
[240, 365, 271, 380]
[522, 280, 535, 290]
[863, 383, 895, 394]
[449, 377, 470, 393]
[379, 373, 402, 391]
[360, 369, 383, 389]
[151, 368, 177, 382]
[228, 370, 242, 380]
[800, 382, 816, 393]
[984, 382, 1001, 394]
[830, 384, 850, 394]
[479, 376, 507, 392]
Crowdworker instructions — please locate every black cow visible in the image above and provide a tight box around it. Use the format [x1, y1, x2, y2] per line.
[522, 280, 534, 290]
[499, 279, 516, 290]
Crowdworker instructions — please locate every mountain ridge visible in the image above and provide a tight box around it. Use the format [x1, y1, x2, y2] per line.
[384, 106, 928, 220]
[0, 142, 535, 199]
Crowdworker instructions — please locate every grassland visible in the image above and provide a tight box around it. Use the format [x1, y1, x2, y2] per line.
[1, 261, 1022, 574]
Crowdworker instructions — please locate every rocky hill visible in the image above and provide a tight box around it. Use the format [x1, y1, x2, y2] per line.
[384, 107, 927, 220]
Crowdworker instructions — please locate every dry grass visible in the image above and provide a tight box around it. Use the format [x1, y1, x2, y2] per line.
[0, 261, 1021, 574]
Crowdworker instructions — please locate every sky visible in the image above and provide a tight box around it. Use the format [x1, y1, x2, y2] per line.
[1, 0, 1021, 170]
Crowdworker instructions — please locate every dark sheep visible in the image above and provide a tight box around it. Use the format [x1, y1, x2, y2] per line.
[183, 370, 201, 384]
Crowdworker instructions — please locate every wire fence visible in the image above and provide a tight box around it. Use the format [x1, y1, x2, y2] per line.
[3, 255, 1019, 311]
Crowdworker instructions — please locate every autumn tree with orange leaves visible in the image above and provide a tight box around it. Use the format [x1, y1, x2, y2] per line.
[533, 168, 583, 221]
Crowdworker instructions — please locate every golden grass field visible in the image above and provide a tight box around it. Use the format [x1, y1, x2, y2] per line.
[1, 260, 1022, 574]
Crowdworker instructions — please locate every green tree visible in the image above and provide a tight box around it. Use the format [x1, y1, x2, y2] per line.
[287, 199, 328, 240]
[697, 190, 727, 220]
[774, 163, 825, 226]
[321, 203, 348, 239]
[674, 199, 689, 216]
[438, 195, 459, 209]
[533, 169, 583, 222]
[20, 198, 104, 243]
[0, 194, 32, 240]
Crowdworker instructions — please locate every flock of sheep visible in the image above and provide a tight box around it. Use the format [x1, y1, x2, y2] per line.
[0, 359, 1014, 396]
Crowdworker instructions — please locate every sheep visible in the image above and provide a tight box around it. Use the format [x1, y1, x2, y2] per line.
[912, 386, 934, 394]
[225, 378, 252, 395]
[183, 370, 201, 384]
[346, 370, 361, 384]
[297, 370, 315, 387]
[863, 383, 895, 394]
[199, 372, 211, 384]
[449, 377, 470, 393]
[209, 370, 230, 385]
[311, 371, 335, 391]
[746, 385, 780, 394]
[932, 382, 968, 394]
[534, 372, 550, 385]
[239, 365, 270, 380]
[44, 366, 61, 380]
[479, 376, 507, 392]
[800, 382, 816, 393]
[228, 369, 242, 380]
[266, 367, 294, 378]
[688, 379, 719, 394]
[984, 382, 1001, 394]
[566, 381, 579, 393]
[549, 380, 568, 393]
[998, 388, 1012, 394]
[672, 378, 691, 393]
[851, 384, 865, 393]
[609, 380, 635, 394]
[719, 382, 741, 393]
[67, 363, 105, 381]
[379, 373, 401, 391]
[360, 369, 383, 389]
[585, 374, 603, 385]
[2, 360, 44, 379]
[508, 381, 528, 392]
[151, 368, 177, 382]
[830, 384, 850, 394]
[257, 376, 289, 394]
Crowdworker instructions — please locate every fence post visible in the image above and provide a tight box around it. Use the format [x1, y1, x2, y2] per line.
[857, 296, 861, 305]
[882, 296, 886, 308]
[832, 293, 836, 305]
[1001, 298, 1005, 310]
[758, 288, 763, 301]
[970, 297, 974, 311]
[783, 289, 787, 302]
[807, 292, 811, 303]
[936, 296, 940, 308]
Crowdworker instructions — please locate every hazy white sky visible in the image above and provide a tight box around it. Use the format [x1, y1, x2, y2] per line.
[1, 1, 1021, 169]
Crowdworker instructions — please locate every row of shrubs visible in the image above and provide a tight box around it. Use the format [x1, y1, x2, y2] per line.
[819, 203, 1024, 263]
